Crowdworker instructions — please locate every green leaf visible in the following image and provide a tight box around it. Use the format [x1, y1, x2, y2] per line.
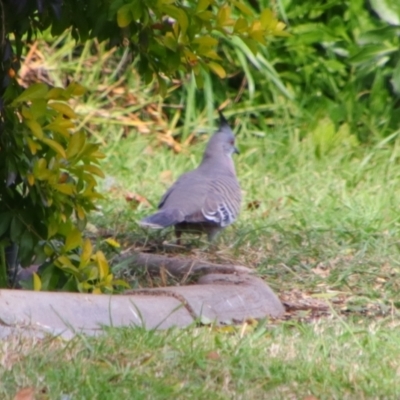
[200, 49, 222, 60]
[41, 138, 67, 158]
[12, 83, 48, 105]
[79, 143, 101, 157]
[232, 1, 253, 16]
[117, 4, 133, 28]
[44, 118, 75, 138]
[48, 102, 77, 119]
[196, 10, 214, 21]
[83, 164, 105, 178]
[33, 158, 51, 180]
[67, 131, 86, 159]
[33, 272, 42, 291]
[47, 218, 59, 238]
[54, 183, 76, 195]
[193, 36, 218, 47]
[26, 137, 40, 155]
[111, 279, 131, 288]
[30, 99, 47, 119]
[291, 23, 334, 44]
[39, 264, 61, 291]
[260, 9, 274, 29]
[95, 250, 109, 280]
[349, 45, 397, 65]
[56, 255, 80, 274]
[0, 213, 12, 237]
[194, 70, 204, 88]
[46, 87, 70, 100]
[80, 238, 92, 268]
[10, 216, 24, 242]
[217, 5, 231, 27]
[163, 33, 178, 51]
[64, 228, 82, 252]
[369, 0, 400, 25]
[358, 26, 400, 45]
[61, 275, 79, 291]
[105, 238, 120, 248]
[163, 5, 189, 36]
[240, 37, 258, 55]
[66, 82, 86, 96]
[208, 62, 226, 78]
[234, 17, 248, 33]
[196, 0, 210, 13]
[157, 75, 167, 97]
[249, 27, 266, 44]
[21, 106, 33, 119]
[75, 204, 86, 221]
[19, 229, 35, 267]
[391, 60, 400, 95]
[25, 119, 44, 139]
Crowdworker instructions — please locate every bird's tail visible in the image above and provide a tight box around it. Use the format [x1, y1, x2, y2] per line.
[139, 209, 183, 229]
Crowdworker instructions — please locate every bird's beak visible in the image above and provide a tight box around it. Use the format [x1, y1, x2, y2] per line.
[234, 146, 240, 155]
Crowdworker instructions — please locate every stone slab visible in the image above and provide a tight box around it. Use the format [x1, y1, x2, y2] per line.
[0, 274, 284, 338]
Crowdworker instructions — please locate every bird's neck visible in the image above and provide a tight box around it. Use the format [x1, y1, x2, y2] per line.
[199, 154, 236, 176]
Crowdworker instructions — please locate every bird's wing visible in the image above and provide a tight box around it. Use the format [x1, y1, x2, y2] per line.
[158, 171, 210, 222]
[201, 177, 241, 227]
[158, 172, 193, 209]
[158, 172, 240, 227]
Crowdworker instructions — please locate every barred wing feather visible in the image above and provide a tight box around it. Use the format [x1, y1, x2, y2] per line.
[201, 177, 241, 227]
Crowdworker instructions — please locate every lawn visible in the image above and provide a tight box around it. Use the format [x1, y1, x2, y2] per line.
[2, 34, 400, 399]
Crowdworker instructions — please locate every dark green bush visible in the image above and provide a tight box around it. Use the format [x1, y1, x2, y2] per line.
[0, 82, 128, 291]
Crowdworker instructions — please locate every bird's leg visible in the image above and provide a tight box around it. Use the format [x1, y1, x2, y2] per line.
[175, 226, 182, 246]
[207, 228, 221, 243]
[202, 228, 221, 252]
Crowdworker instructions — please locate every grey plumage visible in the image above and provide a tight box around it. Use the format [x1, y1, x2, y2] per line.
[139, 111, 241, 242]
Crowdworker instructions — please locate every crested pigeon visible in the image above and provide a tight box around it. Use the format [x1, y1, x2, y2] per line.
[139, 111, 241, 242]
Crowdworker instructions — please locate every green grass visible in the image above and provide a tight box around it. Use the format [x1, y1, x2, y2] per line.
[96, 121, 400, 308]
[3, 34, 400, 398]
[3, 319, 400, 399]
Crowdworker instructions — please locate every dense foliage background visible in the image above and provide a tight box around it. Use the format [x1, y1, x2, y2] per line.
[193, 0, 400, 142]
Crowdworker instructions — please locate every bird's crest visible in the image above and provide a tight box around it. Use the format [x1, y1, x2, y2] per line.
[218, 110, 230, 128]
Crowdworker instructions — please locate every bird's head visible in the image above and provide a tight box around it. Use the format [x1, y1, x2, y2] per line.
[203, 111, 239, 159]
